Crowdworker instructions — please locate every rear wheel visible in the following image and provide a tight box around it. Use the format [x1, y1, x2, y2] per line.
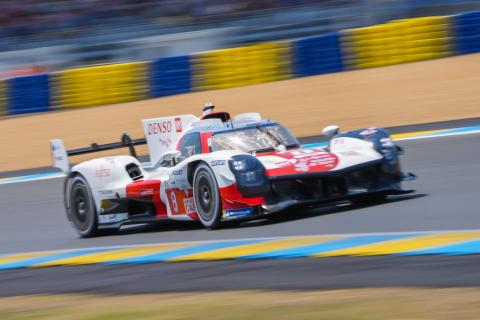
[65, 175, 100, 238]
[193, 163, 222, 229]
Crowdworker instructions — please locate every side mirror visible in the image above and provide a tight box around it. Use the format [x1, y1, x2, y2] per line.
[158, 150, 182, 167]
[322, 125, 340, 138]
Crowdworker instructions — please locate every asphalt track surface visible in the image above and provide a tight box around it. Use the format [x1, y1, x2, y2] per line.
[1, 120, 480, 295]
[1, 132, 480, 255]
[2, 256, 480, 296]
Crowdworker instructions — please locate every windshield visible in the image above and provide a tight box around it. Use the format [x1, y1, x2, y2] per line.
[210, 124, 299, 153]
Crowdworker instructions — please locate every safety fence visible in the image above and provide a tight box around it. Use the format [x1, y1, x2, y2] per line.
[1, 10, 478, 117]
[7, 74, 50, 115]
[454, 11, 480, 54]
[56, 62, 148, 109]
[342, 16, 451, 69]
[192, 42, 292, 91]
[0, 80, 5, 117]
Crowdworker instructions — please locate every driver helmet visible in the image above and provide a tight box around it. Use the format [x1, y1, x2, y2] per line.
[202, 102, 215, 116]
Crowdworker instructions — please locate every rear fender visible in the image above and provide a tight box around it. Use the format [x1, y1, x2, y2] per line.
[69, 155, 143, 213]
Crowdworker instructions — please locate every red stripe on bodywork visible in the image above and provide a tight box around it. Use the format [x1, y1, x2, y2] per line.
[200, 131, 213, 153]
[219, 183, 265, 210]
[256, 149, 339, 177]
[126, 180, 168, 218]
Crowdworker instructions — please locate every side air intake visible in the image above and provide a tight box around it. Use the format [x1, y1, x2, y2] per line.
[126, 163, 143, 181]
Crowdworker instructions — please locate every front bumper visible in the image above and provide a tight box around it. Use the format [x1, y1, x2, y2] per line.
[237, 160, 415, 214]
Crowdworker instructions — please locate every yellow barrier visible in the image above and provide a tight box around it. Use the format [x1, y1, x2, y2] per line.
[343, 16, 451, 69]
[0, 80, 5, 116]
[192, 42, 292, 91]
[56, 62, 148, 108]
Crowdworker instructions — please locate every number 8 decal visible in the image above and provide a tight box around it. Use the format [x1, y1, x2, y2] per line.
[170, 191, 178, 213]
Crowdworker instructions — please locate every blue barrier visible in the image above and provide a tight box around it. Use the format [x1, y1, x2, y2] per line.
[453, 11, 480, 55]
[150, 56, 192, 97]
[1, 11, 480, 118]
[7, 74, 50, 115]
[293, 33, 344, 77]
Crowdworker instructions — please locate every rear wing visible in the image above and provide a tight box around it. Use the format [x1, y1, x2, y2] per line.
[50, 133, 145, 174]
[141, 114, 198, 165]
[50, 114, 198, 173]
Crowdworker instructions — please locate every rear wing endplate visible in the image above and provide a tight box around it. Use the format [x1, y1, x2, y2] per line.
[50, 133, 145, 173]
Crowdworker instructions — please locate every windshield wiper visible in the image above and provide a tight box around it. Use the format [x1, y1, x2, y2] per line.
[256, 125, 283, 148]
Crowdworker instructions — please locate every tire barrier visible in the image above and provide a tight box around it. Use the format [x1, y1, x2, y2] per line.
[192, 42, 292, 91]
[453, 11, 480, 55]
[6, 74, 50, 115]
[293, 33, 344, 77]
[150, 56, 192, 97]
[342, 16, 452, 69]
[56, 62, 148, 108]
[0, 11, 478, 117]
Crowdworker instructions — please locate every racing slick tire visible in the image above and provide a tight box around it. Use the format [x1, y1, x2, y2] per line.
[65, 174, 100, 238]
[193, 163, 222, 229]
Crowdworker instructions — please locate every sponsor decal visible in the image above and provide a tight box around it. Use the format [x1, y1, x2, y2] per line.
[224, 208, 254, 218]
[174, 117, 182, 133]
[339, 151, 360, 156]
[183, 197, 196, 214]
[211, 160, 226, 166]
[332, 138, 346, 145]
[140, 189, 154, 196]
[172, 170, 183, 176]
[95, 168, 111, 178]
[158, 137, 173, 148]
[147, 121, 173, 135]
[260, 149, 339, 175]
[98, 189, 114, 195]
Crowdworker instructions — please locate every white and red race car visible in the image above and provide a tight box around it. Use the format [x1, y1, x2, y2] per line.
[50, 107, 415, 237]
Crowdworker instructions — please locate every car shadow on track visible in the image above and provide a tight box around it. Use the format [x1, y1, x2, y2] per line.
[231, 193, 429, 229]
[115, 193, 428, 235]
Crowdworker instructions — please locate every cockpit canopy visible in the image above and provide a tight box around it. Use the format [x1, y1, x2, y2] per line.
[210, 123, 299, 154]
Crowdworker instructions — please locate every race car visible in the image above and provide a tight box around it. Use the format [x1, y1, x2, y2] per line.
[50, 106, 416, 237]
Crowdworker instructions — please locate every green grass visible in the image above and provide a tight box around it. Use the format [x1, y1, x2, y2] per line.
[1, 288, 480, 320]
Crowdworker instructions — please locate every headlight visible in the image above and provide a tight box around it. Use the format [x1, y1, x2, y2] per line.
[380, 137, 394, 148]
[229, 155, 269, 196]
[378, 137, 398, 165]
[232, 160, 247, 171]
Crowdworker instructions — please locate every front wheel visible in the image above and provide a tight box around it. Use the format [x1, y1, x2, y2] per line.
[193, 163, 222, 229]
[65, 175, 100, 238]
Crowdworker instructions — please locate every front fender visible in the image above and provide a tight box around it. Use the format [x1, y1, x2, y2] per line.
[182, 150, 248, 189]
[332, 127, 401, 165]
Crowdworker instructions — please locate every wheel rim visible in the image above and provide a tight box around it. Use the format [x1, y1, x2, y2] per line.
[70, 181, 91, 231]
[195, 172, 216, 222]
